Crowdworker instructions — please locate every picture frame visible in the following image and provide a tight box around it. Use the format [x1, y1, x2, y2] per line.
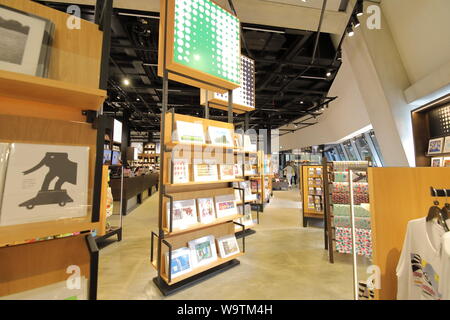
[208, 126, 233, 147]
[193, 163, 218, 182]
[0, 143, 89, 226]
[219, 164, 235, 181]
[188, 235, 218, 268]
[431, 157, 443, 167]
[197, 197, 216, 224]
[0, 4, 55, 78]
[443, 157, 450, 167]
[216, 235, 240, 259]
[166, 199, 198, 230]
[175, 120, 205, 144]
[165, 247, 193, 279]
[444, 136, 450, 154]
[172, 159, 190, 184]
[215, 194, 238, 218]
[428, 138, 444, 155]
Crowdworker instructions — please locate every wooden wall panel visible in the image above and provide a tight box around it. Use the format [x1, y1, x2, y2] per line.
[369, 167, 450, 300]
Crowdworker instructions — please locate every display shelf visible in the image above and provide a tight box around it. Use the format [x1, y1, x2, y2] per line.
[164, 179, 245, 187]
[301, 165, 325, 227]
[163, 214, 243, 236]
[0, 70, 106, 110]
[165, 141, 240, 152]
[160, 252, 244, 285]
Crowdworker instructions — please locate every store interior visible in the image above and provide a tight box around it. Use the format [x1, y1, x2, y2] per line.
[1, 0, 450, 301]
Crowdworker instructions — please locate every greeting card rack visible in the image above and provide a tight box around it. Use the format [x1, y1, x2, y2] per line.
[0, 0, 112, 299]
[301, 164, 325, 227]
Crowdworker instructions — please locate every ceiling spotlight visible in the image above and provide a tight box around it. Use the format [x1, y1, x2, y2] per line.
[351, 15, 361, 28]
[123, 78, 130, 86]
[336, 50, 342, 61]
[300, 101, 304, 104]
[136, 98, 140, 101]
[355, 0, 364, 17]
[346, 26, 355, 37]
[326, 71, 332, 77]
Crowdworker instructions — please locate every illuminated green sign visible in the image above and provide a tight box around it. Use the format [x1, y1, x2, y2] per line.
[172, 0, 241, 86]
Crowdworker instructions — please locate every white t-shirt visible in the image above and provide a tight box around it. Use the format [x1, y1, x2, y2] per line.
[396, 217, 450, 300]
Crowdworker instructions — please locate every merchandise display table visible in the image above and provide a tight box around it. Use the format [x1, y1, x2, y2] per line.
[111, 172, 159, 214]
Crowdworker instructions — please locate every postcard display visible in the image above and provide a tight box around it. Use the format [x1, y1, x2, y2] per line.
[0, 0, 108, 300]
[301, 165, 326, 227]
[154, 0, 251, 295]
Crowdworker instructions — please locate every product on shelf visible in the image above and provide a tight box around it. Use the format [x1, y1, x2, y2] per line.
[175, 120, 205, 144]
[208, 126, 233, 147]
[233, 163, 243, 177]
[172, 159, 190, 184]
[188, 235, 218, 268]
[215, 194, 238, 218]
[166, 199, 198, 230]
[428, 137, 444, 154]
[0, 143, 89, 226]
[165, 247, 193, 279]
[197, 197, 216, 224]
[216, 235, 240, 258]
[219, 164, 235, 180]
[193, 163, 219, 182]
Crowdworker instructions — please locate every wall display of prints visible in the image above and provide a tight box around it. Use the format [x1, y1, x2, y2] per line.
[172, 159, 190, 183]
[0, 5, 54, 77]
[215, 193, 237, 218]
[219, 164, 235, 180]
[166, 199, 198, 230]
[444, 136, 450, 154]
[0, 143, 89, 226]
[197, 197, 216, 224]
[0, 277, 88, 300]
[188, 235, 218, 268]
[428, 137, 444, 154]
[193, 163, 218, 182]
[216, 234, 240, 258]
[165, 247, 193, 279]
[208, 126, 233, 147]
[431, 157, 444, 167]
[175, 120, 205, 144]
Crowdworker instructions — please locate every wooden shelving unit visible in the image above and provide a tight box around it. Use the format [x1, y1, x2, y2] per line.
[301, 165, 325, 227]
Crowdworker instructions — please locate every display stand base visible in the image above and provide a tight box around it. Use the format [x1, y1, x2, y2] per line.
[235, 229, 256, 239]
[95, 227, 122, 246]
[153, 259, 240, 296]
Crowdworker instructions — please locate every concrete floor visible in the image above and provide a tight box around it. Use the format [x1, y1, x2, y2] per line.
[97, 189, 359, 300]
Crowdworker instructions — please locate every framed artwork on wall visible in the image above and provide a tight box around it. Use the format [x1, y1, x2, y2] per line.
[0, 4, 55, 77]
[216, 235, 240, 259]
[428, 138, 444, 154]
[188, 235, 218, 268]
[0, 143, 89, 226]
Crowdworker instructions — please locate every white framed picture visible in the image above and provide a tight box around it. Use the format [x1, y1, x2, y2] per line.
[431, 157, 443, 167]
[188, 235, 218, 267]
[165, 247, 193, 279]
[172, 159, 190, 184]
[428, 138, 444, 155]
[166, 199, 198, 230]
[0, 5, 54, 77]
[0, 143, 89, 226]
[219, 164, 235, 180]
[215, 194, 238, 218]
[444, 136, 450, 154]
[216, 235, 240, 259]
[175, 120, 205, 144]
[208, 126, 233, 147]
[193, 164, 218, 182]
[197, 197, 216, 224]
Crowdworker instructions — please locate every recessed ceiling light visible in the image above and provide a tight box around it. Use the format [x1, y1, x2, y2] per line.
[326, 71, 332, 77]
[123, 78, 130, 86]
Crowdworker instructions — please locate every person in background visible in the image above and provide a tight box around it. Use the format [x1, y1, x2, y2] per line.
[283, 162, 295, 188]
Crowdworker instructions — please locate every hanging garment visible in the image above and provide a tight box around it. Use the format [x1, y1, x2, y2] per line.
[396, 217, 450, 300]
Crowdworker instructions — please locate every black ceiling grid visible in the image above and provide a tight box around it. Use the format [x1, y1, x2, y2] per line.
[37, 1, 342, 136]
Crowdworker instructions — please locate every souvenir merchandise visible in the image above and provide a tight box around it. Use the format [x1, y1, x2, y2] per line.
[428, 138, 444, 154]
[208, 126, 233, 147]
[0, 143, 89, 226]
[217, 235, 240, 258]
[188, 235, 218, 268]
[193, 163, 218, 182]
[172, 159, 190, 183]
[175, 120, 205, 144]
[166, 199, 198, 230]
[219, 164, 235, 180]
[335, 227, 372, 257]
[165, 247, 193, 279]
[215, 194, 238, 218]
[197, 197, 216, 224]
